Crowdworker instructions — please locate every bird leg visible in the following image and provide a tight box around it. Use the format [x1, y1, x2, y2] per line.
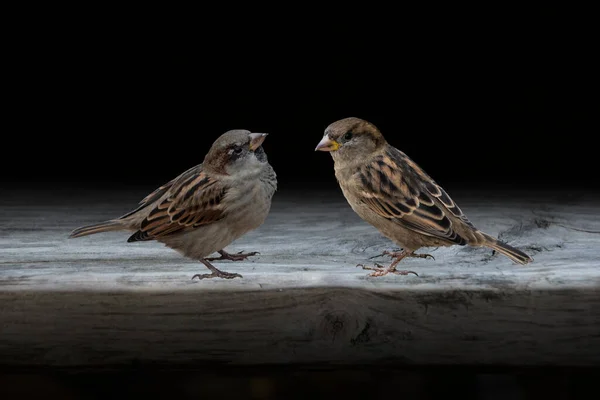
[358, 249, 433, 277]
[383, 250, 435, 261]
[357, 262, 418, 277]
[205, 249, 260, 262]
[369, 248, 403, 260]
[191, 259, 243, 280]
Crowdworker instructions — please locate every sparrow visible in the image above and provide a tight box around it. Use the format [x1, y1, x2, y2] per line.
[315, 117, 533, 277]
[69, 130, 277, 280]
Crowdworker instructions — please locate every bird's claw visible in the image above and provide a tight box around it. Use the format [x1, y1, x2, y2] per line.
[369, 267, 418, 277]
[237, 250, 260, 256]
[205, 251, 260, 262]
[357, 263, 419, 277]
[228, 251, 260, 261]
[394, 270, 419, 277]
[191, 271, 243, 280]
[357, 262, 385, 270]
[369, 249, 402, 260]
[411, 253, 435, 261]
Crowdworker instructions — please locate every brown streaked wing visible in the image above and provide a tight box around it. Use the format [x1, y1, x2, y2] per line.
[356, 151, 467, 245]
[128, 169, 229, 241]
[118, 165, 202, 220]
[422, 180, 475, 228]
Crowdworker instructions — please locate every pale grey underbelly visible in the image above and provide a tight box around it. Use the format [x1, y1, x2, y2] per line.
[160, 181, 274, 259]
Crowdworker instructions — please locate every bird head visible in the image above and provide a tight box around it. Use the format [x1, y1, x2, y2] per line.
[315, 117, 386, 163]
[205, 130, 270, 175]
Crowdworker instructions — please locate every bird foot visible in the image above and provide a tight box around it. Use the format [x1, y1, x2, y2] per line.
[191, 270, 243, 280]
[369, 250, 434, 261]
[407, 252, 435, 260]
[369, 249, 403, 260]
[205, 250, 260, 262]
[356, 263, 419, 277]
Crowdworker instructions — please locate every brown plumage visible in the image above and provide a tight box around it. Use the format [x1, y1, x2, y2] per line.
[315, 117, 533, 277]
[70, 130, 277, 280]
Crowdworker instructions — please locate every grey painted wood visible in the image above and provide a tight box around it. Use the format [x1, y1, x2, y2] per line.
[1, 187, 599, 367]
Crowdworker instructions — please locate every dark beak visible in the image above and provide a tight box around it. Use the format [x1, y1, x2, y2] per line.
[249, 133, 268, 151]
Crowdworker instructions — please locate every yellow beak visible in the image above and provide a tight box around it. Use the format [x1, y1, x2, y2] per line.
[315, 136, 340, 152]
[249, 133, 268, 151]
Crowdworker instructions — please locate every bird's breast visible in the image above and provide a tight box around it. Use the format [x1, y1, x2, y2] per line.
[226, 176, 275, 235]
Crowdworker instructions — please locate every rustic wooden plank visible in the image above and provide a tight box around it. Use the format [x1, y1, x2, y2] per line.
[1, 187, 599, 367]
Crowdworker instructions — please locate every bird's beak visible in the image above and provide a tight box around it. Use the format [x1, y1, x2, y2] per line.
[249, 133, 268, 151]
[315, 136, 340, 152]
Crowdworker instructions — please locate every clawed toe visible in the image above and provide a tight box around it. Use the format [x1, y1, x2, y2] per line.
[192, 271, 243, 280]
[369, 268, 388, 277]
[357, 263, 417, 277]
[411, 253, 435, 260]
[206, 251, 260, 262]
[369, 249, 402, 260]
[392, 270, 419, 277]
[238, 251, 260, 256]
[227, 252, 259, 261]
[357, 263, 388, 277]
[357, 263, 385, 271]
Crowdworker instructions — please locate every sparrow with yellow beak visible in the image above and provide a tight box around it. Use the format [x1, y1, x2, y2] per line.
[316, 117, 533, 277]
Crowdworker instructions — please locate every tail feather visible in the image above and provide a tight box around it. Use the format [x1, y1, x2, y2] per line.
[69, 220, 123, 238]
[482, 232, 533, 265]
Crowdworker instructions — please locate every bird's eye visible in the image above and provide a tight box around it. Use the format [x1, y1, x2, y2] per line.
[344, 132, 353, 141]
[233, 146, 243, 155]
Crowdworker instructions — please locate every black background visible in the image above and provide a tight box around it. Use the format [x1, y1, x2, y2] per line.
[4, 8, 597, 194]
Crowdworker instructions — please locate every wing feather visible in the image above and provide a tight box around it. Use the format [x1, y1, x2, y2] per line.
[126, 165, 229, 242]
[355, 148, 474, 245]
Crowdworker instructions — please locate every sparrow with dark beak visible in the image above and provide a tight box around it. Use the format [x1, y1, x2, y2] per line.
[70, 130, 277, 280]
[249, 133, 268, 150]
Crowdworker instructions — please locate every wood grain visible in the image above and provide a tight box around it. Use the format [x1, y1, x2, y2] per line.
[1, 187, 599, 367]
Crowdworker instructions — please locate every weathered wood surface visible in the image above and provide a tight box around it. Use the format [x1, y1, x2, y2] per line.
[1, 187, 599, 367]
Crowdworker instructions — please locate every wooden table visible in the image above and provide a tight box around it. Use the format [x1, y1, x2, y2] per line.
[1, 186, 599, 368]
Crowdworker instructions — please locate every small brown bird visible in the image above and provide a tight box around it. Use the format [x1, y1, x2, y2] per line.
[70, 130, 277, 280]
[315, 117, 533, 277]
